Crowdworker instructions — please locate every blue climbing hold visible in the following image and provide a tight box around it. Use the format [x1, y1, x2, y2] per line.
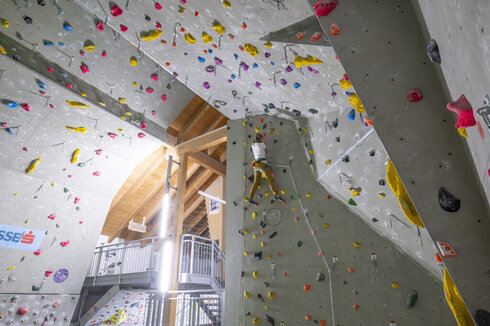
[7, 101, 19, 108]
[59, 41, 64, 47]
[347, 108, 356, 120]
[197, 56, 205, 62]
[208, 49, 213, 54]
[270, 61, 275, 66]
[5, 128, 15, 135]
[233, 54, 238, 60]
[63, 22, 72, 32]
[294, 82, 301, 89]
[37, 81, 46, 89]
[59, 70, 68, 78]
[252, 63, 258, 68]
[230, 74, 236, 79]
[43, 40, 54, 47]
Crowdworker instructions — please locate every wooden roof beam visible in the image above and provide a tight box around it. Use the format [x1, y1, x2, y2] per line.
[189, 151, 226, 177]
[176, 126, 227, 154]
[179, 102, 210, 138]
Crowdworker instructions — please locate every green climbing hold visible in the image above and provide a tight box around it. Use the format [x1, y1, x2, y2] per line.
[248, 91, 252, 95]
[33, 196, 38, 199]
[348, 198, 357, 206]
[318, 213, 324, 218]
[78, 162, 85, 167]
[32, 285, 41, 291]
[166, 83, 171, 89]
[279, 121, 283, 126]
[291, 194, 298, 200]
[298, 128, 302, 132]
[76, 206, 80, 210]
[56, 224, 60, 228]
[297, 240, 303, 247]
[305, 142, 308, 147]
[64, 187, 69, 193]
[262, 124, 267, 129]
[316, 272, 325, 282]
[353, 290, 359, 295]
[308, 160, 313, 165]
[343, 280, 348, 285]
[406, 290, 418, 308]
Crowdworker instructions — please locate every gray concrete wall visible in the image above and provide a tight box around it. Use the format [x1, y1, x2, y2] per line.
[225, 117, 456, 326]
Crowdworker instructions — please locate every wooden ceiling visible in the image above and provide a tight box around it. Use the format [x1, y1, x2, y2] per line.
[101, 95, 228, 242]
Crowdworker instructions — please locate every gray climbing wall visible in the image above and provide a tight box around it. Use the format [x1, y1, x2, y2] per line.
[225, 117, 456, 326]
[0, 52, 162, 324]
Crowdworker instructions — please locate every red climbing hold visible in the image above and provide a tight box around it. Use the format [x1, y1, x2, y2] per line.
[259, 118, 264, 123]
[146, 87, 154, 94]
[161, 94, 167, 101]
[311, 32, 322, 42]
[96, 21, 104, 31]
[447, 94, 476, 128]
[95, 149, 102, 155]
[48, 213, 56, 220]
[313, 0, 338, 17]
[108, 132, 117, 139]
[353, 304, 360, 310]
[320, 321, 326, 326]
[151, 110, 156, 115]
[348, 267, 354, 272]
[120, 24, 128, 32]
[110, 4, 123, 17]
[47, 67, 54, 72]
[60, 241, 70, 247]
[34, 249, 42, 255]
[407, 88, 423, 102]
[305, 315, 312, 320]
[21, 103, 31, 112]
[80, 64, 90, 74]
[434, 253, 443, 263]
[138, 133, 146, 138]
[141, 122, 147, 129]
[102, 50, 107, 57]
[303, 284, 311, 291]
[156, 22, 162, 29]
[154, 2, 162, 10]
[45, 270, 54, 276]
[17, 307, 28, 315]
[151, 73, 158, 81]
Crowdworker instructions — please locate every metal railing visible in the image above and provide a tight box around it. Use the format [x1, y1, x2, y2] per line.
[179, 234, 225, 290]
[175, 291, 222, 326]
[86, 237, 160, 285]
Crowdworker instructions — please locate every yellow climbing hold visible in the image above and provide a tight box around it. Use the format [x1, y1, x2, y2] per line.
[84, 44, 95, 52]
[25, 158, 41, 174]
[13, 193, 18, 197]
[323, 223, 329, 229]
[1, 19, 9, 28]
[339, 78, 352, 89]
[255, 127, 260, 132]
[66, 100, 89, 109]
[264, 305, 270, 310]
[253, 317, 259, 324]
[253, 271, 259, 278]
[281, 189, 286, 195]
[264, 42, 272, 48]
[253, 234, 257, 239]
[177, 5, 185, 13]
[378, 192, 386, 198]
[267, 255, 271, 259]
[119, 98, 126, 104]
[244, 141, 247, 146]
[308, 149, 314, 155]
[391, 282, 400, 288]
[0, 45, 7, 55]
[306, 193, 312, 198]
[141, 29, 163, 42]
[252, 212, 257, 219]
[184, 33, 196, 44]
[201, 32, 213, 43]
[71, 148, 80, 164]
[244, 291, 252, 299]
[222, 0, 231, 7]
[117, 128, 123, 132]
[51, 182, 56, 187]
[129, 57, 138, 66]
[457, 128, 467, 138]
[268, 291, 274, 300]
[212, 21, 225, 35]
[243, 229, 249, 235]
[386, 159, 425, 228]
[242, 121, 247, 126]
[353, 242, 362, 248]
[125, 112, 132, 116]
[325, 160, 331, 165]
[265, 191, 270, 197]
[349, 187, 361, 197]
[277, 130, 281, 136]
[302, 127, 308, 132]
[245, 43, 259, 56]
[348, 93, 365, 113]
[292, 207, 296, 211]
[7, 266, 15, 271]
[120, 116, 127, 120]
[98, 101, 106, 107]
[244, 251, 249, 256]
[81, 93, 87, 97]
[66, 126, 88, 133]
[132, 81, 137, 86]
[294, 56, 323, 68]
[260, 241, 265, 247]
[443, 267, 474, 326]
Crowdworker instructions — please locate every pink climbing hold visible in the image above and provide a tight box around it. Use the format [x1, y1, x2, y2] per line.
[102, 50, 107, 57]
[60, 241, 69, 247]
[313, 0, 338, 17]
[138, 132, 146, 138]
[161, 94, 167, 101]
[52, 302, 60, 308]
[151, 110, 156, 115]
[48, 214, 56, 220]
[96, 21, 104, 31]
[120, 24, 128, 32]
[74, 197, 80, 204]
[154, 2, 162, 10]
[23, 147, 28, 151]
[151, 73, 158, 81]
[17, 307, 28, 315]
[156, 22, 162, 29]
[447, 94, 476, 128]
[140, 122, 147, 129]
[108, 132, 117, 139]
[34, 249, 42, 255]
[80, 50, 85, 56]
[110, 4, 123, 16]
[45, 270, 54, 276]
[407, 88, 423, 102]
[93, 171, 101, 176]
[353, 304, 360, 311]
[146, 87, 154, 93]
[180, 0, 186, 4]
[95, 149, 102, 155]
[80, 64, 90, 74]
[47, 67, 54, 72]
[343, 73, 349, 81]
[21, 103, 31, 112]
[348, 267, 354, 273]
[66, 83, 72, 89]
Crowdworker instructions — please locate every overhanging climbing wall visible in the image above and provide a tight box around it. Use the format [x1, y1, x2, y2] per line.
[0, 53, 162, 324]
[225, 117, 456, 326]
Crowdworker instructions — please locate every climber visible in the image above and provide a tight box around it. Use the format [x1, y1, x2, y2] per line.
[246, 134, 285, 206]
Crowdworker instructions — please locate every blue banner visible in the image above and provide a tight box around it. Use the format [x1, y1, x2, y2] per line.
[0, 224, 44, 251]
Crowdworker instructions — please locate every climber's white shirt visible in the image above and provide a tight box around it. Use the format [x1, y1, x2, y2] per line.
[252, 142, 266, 161]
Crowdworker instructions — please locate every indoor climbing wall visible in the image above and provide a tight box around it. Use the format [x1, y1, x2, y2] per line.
[0, 52, 162, 325]
[225, 117, 457, 326]
[306, 110, 441, 277]
[81, 290, 148, 326]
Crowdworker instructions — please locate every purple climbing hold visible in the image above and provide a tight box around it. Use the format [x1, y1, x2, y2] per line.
[203, 81, 210, 89]
[285, 65, 293, 73]
[214, 57, 223, 65]
[53, 269, 69, 283]
[255, 81, 261, 88]
[205, 65, 215, 73]
[264, 52, 270, 58]
[280, 79, 287, 85]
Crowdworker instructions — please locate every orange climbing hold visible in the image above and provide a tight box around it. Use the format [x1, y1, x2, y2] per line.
[305, 315, 312, 320]
[329, 23, 341, 35]
[303, 285, 311, 291]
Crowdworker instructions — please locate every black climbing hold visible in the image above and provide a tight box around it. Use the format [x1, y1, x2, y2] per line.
[37, 0, 46, 5]
[257, 293, 264, 302]
[342, 155, 349, 163]
[23, 16, 33, 24]
[438, 187, 460, 212]
[273, 139, 278, 143]
[308, 108, 318, 114]
[427, 39, 441, 64]
[335, 136, 340, 142]
[268, 103, 275, 109]
[369, 149, 376, 156]
[406, 290, 418, 308]
[16, 32, 23, 40]
[265, 314, 275, 325]
[245, 312, 251, 316]
[248, 175, 254, 183]
[269, 231, 277, 238]
[297, 240, 303, 247]
[378, 179, 386, 186]
[233, 109, 237, 113]
[316, 272, 325, 282]
[232, 141, 236, 145]
[233, 201, 237, 206]
[259, 221, 266, 229]
[241, 271, 245, 277]
[238, 230, 245, 236]
[254, 252, 262, 261]
[292, 109, 301, 116]
[264, 282, 269, 287]
[13, 54, 21, 61]
[474, 309, 490, 326]
[279, 121, 283, 126]
[371, 218, 378, 223]
[282, 168, 287, 173]
[144, 15, 151, 21]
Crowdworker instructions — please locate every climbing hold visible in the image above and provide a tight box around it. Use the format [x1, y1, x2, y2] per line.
[212, 21, 225, 35]
[474, 309, 490, 326]
[25, 158, 41, 174]
[297, 240, 303, 247]
[223, 0, 231, 7]
[348, 93, 365, 113]
[438, 187, 460, 212]
[154, 2, 162, 10]
[0, 45, 6, 54]
[141, 29, 163, 42]
[84, 41, 95, 52]
[294, 56, 323, 68]
[53, 268, 69, 283]
[294, 82, 301, 89]
[457, 128, 467, 138]
[311, 32, 322, 42]
[7, 101, 19, 108]
[253, 271, 259, 278]
[353, 304, 360, 311]
[17, 307, 28, 315]
[80, 64, 90, 73]
[119, 97, 126, 103]
[120, 24, 128, 32]
[427, 39, 441, 64]
[347, 198, 357, 206]
[43, 40, 54, 47]
[184, 33, 196, 44]
[313, 0, 338, 17]
[1, 19, 9, 28]
[339, 78, 352, 89]
[443, 267, 474, 325]
[66, 126, 88, 133]
[267, 291, 274, 300]
[245, 43, 259, 56]
[348, 267, 355, 273]
[303, 284, 311, 291]
[253, 317, 260, 324]
[407, 88, 423, 102]
[203, 81, 210, 89]
[129, 57, 138, 66]
[392, 282, 400, 288]
[23, 16, 33, 24]
[347, 108, 356, 120]
[71, 149, 80, 164]
[63, 22, 73, 31]
[96, 21, 104, 31]
[316, 272, 325, 282]
[202, 32, 213, 43]
[447, 94, 476, 128]
[353, 242, 362, 248]
[244, 291, 252, 298]
[406, 290, 418, 308]
[349, 187, 361, 197]
[329, 23, 341, 35]
[110, 3, 123, 16]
